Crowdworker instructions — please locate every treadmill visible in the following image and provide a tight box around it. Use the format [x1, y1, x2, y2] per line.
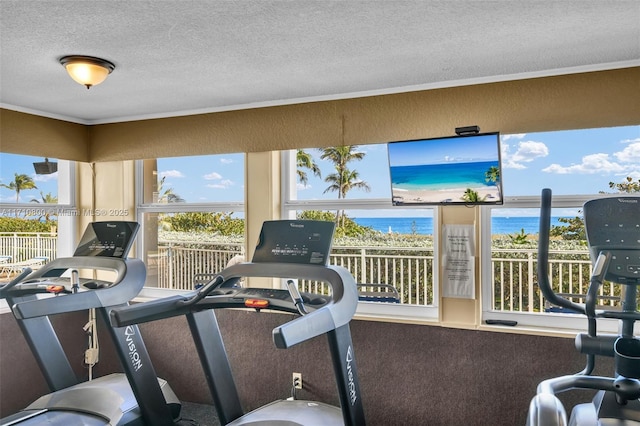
[110, 220, 367, 425]
[0, 221, 181, 426]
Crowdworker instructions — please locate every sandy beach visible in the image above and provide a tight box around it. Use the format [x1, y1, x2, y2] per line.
[392, 185, 500, 204]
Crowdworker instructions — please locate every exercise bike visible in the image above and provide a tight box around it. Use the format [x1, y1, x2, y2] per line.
[527, 188, 640, 426]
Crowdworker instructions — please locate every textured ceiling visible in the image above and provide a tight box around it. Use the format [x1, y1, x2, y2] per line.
[1, 1, 639, 125]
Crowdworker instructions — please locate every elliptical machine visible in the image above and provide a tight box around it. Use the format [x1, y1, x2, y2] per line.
[527, 189, 640, 426]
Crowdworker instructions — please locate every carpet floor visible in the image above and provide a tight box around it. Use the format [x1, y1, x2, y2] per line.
[178, 401, 221, 426]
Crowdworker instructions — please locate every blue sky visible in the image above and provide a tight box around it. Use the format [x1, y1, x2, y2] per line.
[1, 125, 639, 206]
[0, 156, 59, 203]
[155, 154, 244, 203]
[296, 125, 640, 200]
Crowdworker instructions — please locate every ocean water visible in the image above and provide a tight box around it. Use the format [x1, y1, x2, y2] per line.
[353, 216, 567, 235]
[390, 160, 499, 191]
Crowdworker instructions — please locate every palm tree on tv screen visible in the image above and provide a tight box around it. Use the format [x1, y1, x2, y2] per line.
[485, 166, 501, 199]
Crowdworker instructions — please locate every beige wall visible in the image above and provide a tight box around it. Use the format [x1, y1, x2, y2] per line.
[91, 67, 639, 161]
[75, 161, 137, 273]
[0, 109, 89, 161]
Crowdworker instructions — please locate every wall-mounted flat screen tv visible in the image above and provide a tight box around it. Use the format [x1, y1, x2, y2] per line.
[387, 132, 503, 206]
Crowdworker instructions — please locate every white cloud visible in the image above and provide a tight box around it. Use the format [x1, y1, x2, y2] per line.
[502, 134, 526, 141]
[503, 161, 527, 170]
[33, 172, 58, 182]
[203, 172, 222, 180]
[533, 136, 640, 177]
[159, 169, 185, 178]
[206, 179, 234, 189]
[542, 153, 627, 174]
[502, 140, 548, 169]
[220, 158, 234, 164]
[297, 183, 311, 190]
[614, 141, 640, 163]
[621, 137, 640, 144]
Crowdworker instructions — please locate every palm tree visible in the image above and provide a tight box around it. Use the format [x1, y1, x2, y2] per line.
[485, 166, 501, 199]
[320, 146, 366, 173]
[319, 146, 368, 198]
[30, 191, 58, 204]
[1, 173, 37, 203]
[461, 188, 485, 203]
[320, 146, 370, 226]
[323, 168, 371, 200]
[296, 149, 321, 186]
[157, 176, 185, 203]
[30, 191, 58, 221]
[156, 176, 185, 231]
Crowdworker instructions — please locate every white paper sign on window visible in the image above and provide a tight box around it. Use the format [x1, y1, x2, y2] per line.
[442, 224, 475, 299]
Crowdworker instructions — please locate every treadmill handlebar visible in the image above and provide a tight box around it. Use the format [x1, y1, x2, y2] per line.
[219, 262, 358, 348]
[176, 275, 224, 307]
[110, 294, 190, 326]
[0, 268, 33, 298]
[11, 257, 146, 320]
[538, 188, 586, 315]
[111, 262, 359, 349]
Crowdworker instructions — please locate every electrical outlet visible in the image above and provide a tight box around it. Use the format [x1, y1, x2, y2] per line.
[292, 372, 302, 389]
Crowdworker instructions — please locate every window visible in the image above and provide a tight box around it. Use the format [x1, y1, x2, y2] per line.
[282, 146, 438, 321]
[0, 154, 68, 206]
[0, 153, 75, 270]
[482, 125, 640, 331]
[136, 154, 245, 291]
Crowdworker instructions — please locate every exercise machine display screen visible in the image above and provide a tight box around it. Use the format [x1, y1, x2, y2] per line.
[252, 220, 335, 265]
[74, 221, 140, 258]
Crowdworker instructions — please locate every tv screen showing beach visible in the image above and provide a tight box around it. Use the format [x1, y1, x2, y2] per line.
[387, 132, 503, 205]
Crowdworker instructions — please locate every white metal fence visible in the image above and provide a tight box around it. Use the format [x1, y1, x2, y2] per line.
[153, 242, 244, 289]
[152, 244, 435, 305]
[3, 233, 617, 313]
[0, 232, 57, 263]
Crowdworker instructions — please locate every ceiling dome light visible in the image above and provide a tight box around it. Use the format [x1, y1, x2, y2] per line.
[59, 55, 115, 89]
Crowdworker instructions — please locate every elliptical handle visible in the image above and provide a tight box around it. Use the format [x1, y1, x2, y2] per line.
[537, 188, 585, 315]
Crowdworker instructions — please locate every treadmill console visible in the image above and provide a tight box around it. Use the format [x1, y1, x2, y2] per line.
[584, 197, 640, 284]
[252, 220, 335, 265]
[74, 221, 139, 258]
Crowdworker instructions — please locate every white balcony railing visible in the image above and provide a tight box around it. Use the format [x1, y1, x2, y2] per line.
[0, 232, 57, 264]
[2, 233, 618, 313]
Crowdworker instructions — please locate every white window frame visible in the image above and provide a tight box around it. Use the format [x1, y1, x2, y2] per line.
[0, 159, 75, 312]
[134, 158, 245, 292]
[481, 193, 630, 334]
[0, 158, 76, 257]
[281, 149, 439, 322]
